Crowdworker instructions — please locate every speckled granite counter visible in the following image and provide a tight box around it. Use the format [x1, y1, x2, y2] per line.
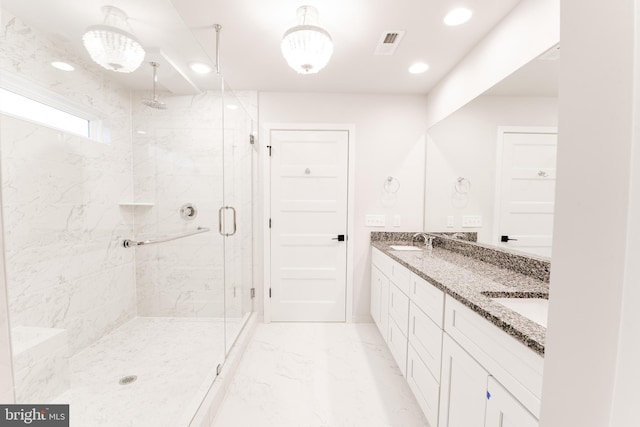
[371, 233, 550, 356]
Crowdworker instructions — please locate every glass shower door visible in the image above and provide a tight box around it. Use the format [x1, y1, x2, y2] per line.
[221, 84, 255, 354]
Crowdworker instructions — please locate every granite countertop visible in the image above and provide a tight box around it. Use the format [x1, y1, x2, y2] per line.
[371, 238, 549, 356]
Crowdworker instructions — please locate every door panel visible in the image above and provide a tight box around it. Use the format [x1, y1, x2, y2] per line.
[497, 129, 557, 257]
[270, 130, 349, 321]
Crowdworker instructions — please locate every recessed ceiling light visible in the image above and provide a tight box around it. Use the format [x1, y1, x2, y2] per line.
[226, 104, 239, 110]
[136, 130, 147, 135]
[409, 63, 430, 74]
[443, 7, 473, 26]
[51, 61, 75, 71]
[190, 62, 212, 74]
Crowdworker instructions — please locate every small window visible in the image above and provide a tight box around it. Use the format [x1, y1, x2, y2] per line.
[0, 87, 91, 138]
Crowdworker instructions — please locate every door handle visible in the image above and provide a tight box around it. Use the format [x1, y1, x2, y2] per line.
[228, 206, 237, 236]
[331, 234, 345, 241]
[218, 207, 225, 236]
[500, 235, 518, 242]
[219, 206, 238, 236]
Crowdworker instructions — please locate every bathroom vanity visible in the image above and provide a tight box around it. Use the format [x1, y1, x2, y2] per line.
[370, 232, 549, 427]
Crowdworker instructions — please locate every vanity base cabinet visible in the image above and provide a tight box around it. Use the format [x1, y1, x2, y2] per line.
[438, 334, 488, 427]
[485, 377, 538, 427]
[407, 344, 440, 427]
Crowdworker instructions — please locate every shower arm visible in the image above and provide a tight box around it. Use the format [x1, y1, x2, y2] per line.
[122, 226, 210, 248]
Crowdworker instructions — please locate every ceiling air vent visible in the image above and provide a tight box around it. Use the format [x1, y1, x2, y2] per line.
[374, 30, 405, 55]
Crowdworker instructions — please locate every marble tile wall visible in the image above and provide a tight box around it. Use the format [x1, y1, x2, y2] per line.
[131, 90, 256, 318]
[0, 10, 136, 400]
[0, 240, 15, 403]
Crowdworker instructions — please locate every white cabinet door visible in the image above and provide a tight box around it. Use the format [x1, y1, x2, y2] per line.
[388, 317, 408, 377]
[407, 343, 440, 427]
[485, 377, 538, 427]
[389, 282, 410, 336]
[371, 265, 382, 326]
[380, 273, 389, 342]
[409, 302, 443, 381]
[439, 334, 488, 427]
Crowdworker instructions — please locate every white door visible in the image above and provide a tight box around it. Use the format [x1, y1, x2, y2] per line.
[495, 128, 557, 257]
[269, 129, 349, 321]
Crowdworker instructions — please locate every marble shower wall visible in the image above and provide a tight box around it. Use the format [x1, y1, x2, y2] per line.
[0, 10, 136, 361]
[131, 89, 256, 318]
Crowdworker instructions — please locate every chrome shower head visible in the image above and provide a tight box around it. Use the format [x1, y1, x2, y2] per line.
[142, 97, 167, 110]
[142, 62, 167, 110]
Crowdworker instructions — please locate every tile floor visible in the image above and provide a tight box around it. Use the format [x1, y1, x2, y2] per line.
[212, 323, 429, 427]
[53, 317, 232, 427]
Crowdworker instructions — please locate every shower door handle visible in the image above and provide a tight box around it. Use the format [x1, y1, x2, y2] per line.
[228, 206, 237, 236]
[218, 207, 225, 236]
[218, 206, 237, 236]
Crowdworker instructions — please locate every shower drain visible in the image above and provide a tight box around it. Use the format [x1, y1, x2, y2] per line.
[119, 375, 138, 385]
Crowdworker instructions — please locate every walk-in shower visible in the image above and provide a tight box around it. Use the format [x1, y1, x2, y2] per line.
[0, 1, 255, 425]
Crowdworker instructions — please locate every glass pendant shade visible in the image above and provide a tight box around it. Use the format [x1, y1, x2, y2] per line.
[281, 6, 334, 74]
[82, 6, 145, 73]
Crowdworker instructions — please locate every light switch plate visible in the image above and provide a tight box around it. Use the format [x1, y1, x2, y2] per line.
[446, 216, 455, 228]
[365, 214, 386, 227]
[393, 215, 401, 227]
[462, 215, 482, 228]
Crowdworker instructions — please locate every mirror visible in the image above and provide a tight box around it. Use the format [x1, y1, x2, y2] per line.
[423, 49, 559, 258]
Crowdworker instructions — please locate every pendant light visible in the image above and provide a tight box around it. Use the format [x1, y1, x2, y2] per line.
[82, 5, 146, 73]
[281, 6, 334, 74]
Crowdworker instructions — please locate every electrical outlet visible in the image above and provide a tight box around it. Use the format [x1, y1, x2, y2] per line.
[365, 214, 386, 227]
[447, 216, 455, 228]
[393, 215, 401, 227]
[462, 215, 482, 228]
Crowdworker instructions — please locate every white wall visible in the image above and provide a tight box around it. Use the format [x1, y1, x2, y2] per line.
[425, 96, 558, 243]
[259, 92, 428, 321]
[424, 0, 560, 128]
[540, 0, 639, 425]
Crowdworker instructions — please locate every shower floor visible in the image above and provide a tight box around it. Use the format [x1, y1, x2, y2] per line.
[53, 317, 242, 427]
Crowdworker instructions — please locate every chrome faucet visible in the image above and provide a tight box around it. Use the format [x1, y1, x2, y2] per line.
[412, 232, 434, 250]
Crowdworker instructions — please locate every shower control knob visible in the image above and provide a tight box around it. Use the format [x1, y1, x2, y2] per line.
[180, 203, 198, 220]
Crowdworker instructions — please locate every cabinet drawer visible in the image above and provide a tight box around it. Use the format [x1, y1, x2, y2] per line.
[372, 248, 392, 278]
[410, 273, 444, 327]
[444, 296, 544, 417]
[407, 344, 440, 427]
[390, 261, 411, 295]
[409, 302, 443, 382]
[389, 283, 410, 336]
[388, 317, 408, 377]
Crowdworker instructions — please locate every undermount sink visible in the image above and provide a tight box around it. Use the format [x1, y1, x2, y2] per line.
[492, 298, 549, 328]
[389, 245, 422, 251]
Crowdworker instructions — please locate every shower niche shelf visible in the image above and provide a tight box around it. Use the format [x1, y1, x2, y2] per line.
[118, 202, 155, 207]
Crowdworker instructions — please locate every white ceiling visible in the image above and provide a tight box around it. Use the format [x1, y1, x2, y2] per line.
[2, 0, 525, 95]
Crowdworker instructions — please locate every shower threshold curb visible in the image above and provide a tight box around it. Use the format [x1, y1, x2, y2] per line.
[186, 313, 259, 427]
